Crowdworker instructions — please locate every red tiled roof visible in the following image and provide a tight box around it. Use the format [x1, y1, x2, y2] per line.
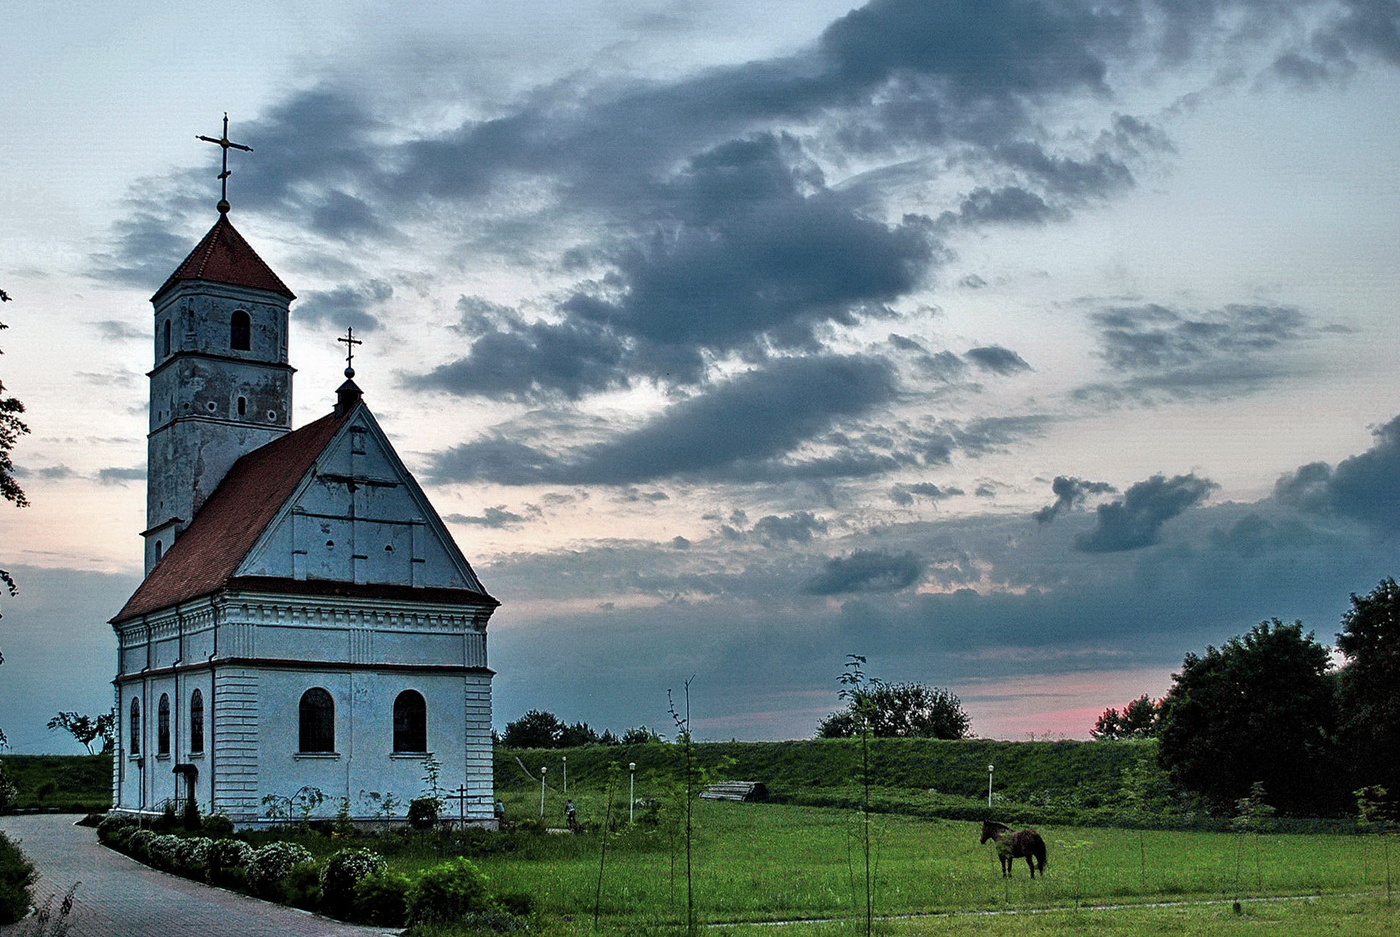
[111, 409, 350, 623]
[151, 213, 296, 303]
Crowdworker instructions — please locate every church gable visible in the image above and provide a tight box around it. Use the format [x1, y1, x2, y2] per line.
[237, 400, 486, 593]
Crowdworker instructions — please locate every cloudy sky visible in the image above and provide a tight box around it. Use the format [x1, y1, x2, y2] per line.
[3, 0, 1399, 752]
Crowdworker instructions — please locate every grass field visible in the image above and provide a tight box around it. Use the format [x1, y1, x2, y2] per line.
[373, 794, 1397, 933]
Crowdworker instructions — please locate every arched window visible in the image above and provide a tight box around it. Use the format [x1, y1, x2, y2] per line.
[154, 540, 163, 561]
[393, 690, 427, 753]
[236, 396, 247, 417]
[189, 689, 204, 754]
[129, 697, 141, 755]
[230, 310, 251, 351]
[158, 694, 171, 756]
[162, 319, 172, 357]
[299, 688, 335, 753]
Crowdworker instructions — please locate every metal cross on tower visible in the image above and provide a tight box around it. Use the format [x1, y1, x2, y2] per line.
[338, 327, 363, 379]
[197, 113, 253, 214]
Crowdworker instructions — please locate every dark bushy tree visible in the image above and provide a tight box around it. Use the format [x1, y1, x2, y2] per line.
[817, 681, 970, 739]
[620, 726, 663, 744]
[557, 721, 600, 747]
[500, 710, 565, 748]
[1091, 695, 1160, 740]
[47, 710, 116, 754]
[1337, 578, 1400, 794]
[1157, 619, 1341, 815]
[0, 303, 28, 749]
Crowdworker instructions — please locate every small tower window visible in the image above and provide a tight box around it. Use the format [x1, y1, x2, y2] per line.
[155, 540, 163, 561]
[190, 689, 204, 754]
[230, 310, 251, 351]
[237, 396, 247, 417]
[393, 690, 428, 753]
[129, 697, 141, 755]
[158, 693, 171, 756]
[162, 319, 172, 357]
[299, 687, 336, 753]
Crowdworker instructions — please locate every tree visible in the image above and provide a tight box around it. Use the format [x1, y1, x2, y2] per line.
[1336, 578, 1400, 793]
[0, 300, 28, 750]
[557, 721, 600, 747]
[1091, 694, 1160, 740]
[620, 726, 664, 744]
[817, 680, 971, 739]
[1156, 619, 1342, 815]
[47, 710, 116, 754]
[500, 710, 566, 748]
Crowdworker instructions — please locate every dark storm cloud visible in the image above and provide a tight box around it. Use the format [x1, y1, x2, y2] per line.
[426, 354, 900, 485]
[1032, 475, 1117, 524]
[96, 466, 146, 486]
[964, 345, 1032, 375]
[103, 0, 1256, 403]
[1076, 302, 1317, 405]
[1091, 303, 1309, 372]
[1075, 472, 1217, 552]
[1274, 413, 1400, 533]
[949, 186, 1058, 225]
[294, 280, 393, 333]
[444, 506, 534, 528]
[92, 320, 145, 341]
[802, 549, 924, 595]
[752, 512, 830, 543]
[889, 482, 964, 506]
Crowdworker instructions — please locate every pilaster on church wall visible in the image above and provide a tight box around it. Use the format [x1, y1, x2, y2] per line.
[463, 674, 494, 817]
[211, 668, 261, 820]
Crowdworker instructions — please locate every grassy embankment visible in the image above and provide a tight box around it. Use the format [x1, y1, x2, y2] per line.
[0, 754, 110, 813]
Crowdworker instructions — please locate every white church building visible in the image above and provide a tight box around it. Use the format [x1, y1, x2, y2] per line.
[109, 195, 499, 826]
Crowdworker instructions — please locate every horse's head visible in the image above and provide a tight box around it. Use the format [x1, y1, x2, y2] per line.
[979, 820, 998, 844]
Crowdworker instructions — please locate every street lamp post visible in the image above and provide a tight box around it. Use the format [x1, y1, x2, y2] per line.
[629, 762, 637, 823]
[562, 755, 568, 796]
[987, 764, 995, 809]
[540, 766, 548, 819]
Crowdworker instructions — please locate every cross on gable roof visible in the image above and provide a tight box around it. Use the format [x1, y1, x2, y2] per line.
[151, 213, 296, 303]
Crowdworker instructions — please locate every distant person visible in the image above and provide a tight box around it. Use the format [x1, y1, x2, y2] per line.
[495, 799, 505, 822]
[566, 799, 578, 832]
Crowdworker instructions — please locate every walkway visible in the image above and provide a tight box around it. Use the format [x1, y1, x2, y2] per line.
[0, 814, 399, 936]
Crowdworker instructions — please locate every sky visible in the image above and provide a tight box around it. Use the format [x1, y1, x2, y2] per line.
[2, 0, 1400, 753]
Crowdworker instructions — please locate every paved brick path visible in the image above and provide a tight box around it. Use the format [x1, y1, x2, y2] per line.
[0, 814, 399, 936]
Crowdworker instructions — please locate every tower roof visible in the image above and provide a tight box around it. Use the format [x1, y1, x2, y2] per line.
[151, 213, 296, 303]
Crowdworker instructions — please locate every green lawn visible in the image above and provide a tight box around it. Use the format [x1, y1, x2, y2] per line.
[397, 797, 1395, 930]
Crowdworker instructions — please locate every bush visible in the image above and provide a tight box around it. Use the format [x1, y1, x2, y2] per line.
[126, 829, 156, 862]
[145, 833, 184, 871]
[284, 860, 323, 911]
[407, 856, 490, 924]
[353, 870, 411, 926]
[319, 847, 387, 919]
[0, 831, 35, 925]
[206, 838, 255, 887]
[492, 891, 535, 917]
[248, 841, 314, 900]
[201, 813, 235, 837]
[175, 837, 213, 879]
[154, 801, 179, 832]
[408, 796, 440, 830]
[96, 814, 137, 845]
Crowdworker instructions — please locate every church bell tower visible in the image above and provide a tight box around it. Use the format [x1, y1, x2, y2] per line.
[143, 119, 295, 573]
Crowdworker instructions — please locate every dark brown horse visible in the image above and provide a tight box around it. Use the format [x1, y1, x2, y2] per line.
[979, 820, 1047, 878]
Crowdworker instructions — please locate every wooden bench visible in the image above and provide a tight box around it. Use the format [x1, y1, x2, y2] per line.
[699, 781, 768, 802]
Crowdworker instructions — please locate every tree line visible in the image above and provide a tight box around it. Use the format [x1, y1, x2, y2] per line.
[1093, 577, 1400, 818]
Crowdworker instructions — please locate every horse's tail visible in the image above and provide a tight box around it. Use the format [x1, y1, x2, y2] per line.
[1034, 835, 1048, 873]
